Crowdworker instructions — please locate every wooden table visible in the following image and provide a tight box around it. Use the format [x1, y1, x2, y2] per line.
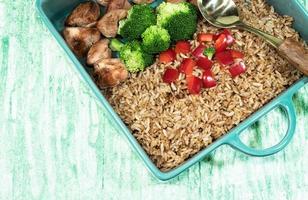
[0, 0, 307, 199]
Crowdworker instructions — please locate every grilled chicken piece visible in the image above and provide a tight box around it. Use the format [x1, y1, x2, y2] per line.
[132, 0, 154, 4]
[107, 0, 131, 12]
[97, 0, 110, 6]
[87, 39, 112, 65]
[123, 0, 132, 10]
[63, 27, 101, 57]
[188, 0, 198, 6]
[65, 2, 100, 27]
[94, 58, 128, 88]
[96, 9, 128, 38]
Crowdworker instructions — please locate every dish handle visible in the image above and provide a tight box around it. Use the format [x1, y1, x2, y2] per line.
[226, 96, 296, 156]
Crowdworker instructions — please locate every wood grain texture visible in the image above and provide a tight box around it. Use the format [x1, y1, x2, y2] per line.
[278, 38, 308, 75]
[0, 0, 307, 199]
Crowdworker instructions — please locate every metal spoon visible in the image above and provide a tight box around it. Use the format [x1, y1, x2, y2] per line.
[197, 0, 308, 75]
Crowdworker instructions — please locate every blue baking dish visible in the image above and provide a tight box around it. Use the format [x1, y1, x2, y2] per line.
[36, 0, 308, 180]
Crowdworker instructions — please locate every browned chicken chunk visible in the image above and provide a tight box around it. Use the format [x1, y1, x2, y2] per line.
[65, 2, 100, 27]
[132, 0, 154, 4]
[63, 27, 101, 57]
[123, 0, 132, 10]
[94, 58, 128, 88]
[97, 0, 110, 6]
[96, 9, 128, 38]
[188, 0, 198, 6]
[107, 0, 131, 12]
[87, 39, 112, 65]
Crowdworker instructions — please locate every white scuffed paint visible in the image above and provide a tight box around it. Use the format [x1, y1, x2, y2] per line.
[0, 3, 4, 31]
[0, 0, 307, 199]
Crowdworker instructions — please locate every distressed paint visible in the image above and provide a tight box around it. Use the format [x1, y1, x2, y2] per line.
[0, 0, 307, 199]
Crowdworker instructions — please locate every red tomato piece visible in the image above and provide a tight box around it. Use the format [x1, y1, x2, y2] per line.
[159, 49, 176, 64]
[175, 41, 191, 54]
[202, 70, 217, 88]
[228, 61, 247, 77]
[163, 68, 179, 83]
[222, 29, 235, 45]
[213, 33, 220, 41]
[226, 34, 234, 45]
[215, 34, 228, 52]
[196, 57, 213, 70]
[230, 50, 244, 59]
[186, 75, 203, 95]
[197, 33, 214, 42]
[215, 50, 234, 65]
[179, 58, 196, 75]
[192, 44, 206, 58]
[222, 29, 231, 36]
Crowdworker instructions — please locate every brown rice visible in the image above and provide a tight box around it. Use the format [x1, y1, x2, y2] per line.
[103, 0, 305, 171]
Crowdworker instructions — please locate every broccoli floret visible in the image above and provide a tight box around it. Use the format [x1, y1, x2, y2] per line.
[118, 5, 156, 41]
[203, 47, 216, 60]
[141, 25, 171, 54]
[109, 38, 124, 51]
[157, 2, 197, 41]
[119, 40, 154, 72]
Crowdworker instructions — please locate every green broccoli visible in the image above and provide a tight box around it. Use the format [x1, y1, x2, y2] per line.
[203, 47, 216, 60]
[110, 40, 153, 73]
[141, 25, 171, 54]
[109, 38, 124, 51]
[118, 5, 156, 41]
[157, 2, 198, 41]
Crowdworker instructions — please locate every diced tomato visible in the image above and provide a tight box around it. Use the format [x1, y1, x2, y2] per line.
[192, 44, 206, 58]
[213, 33, 220, 41]
[186, 75, 203, 95]
[175, 41, 191, 54]
[215, 34, 228, 52]
[202, 70, 217, 88]
[163, 68, 179, 83]
[214, 29, 234, 51]
[222, 29, 235, 45]
[215, 50, 234, 65]
[179, 58, 196, 75]
[197, 33, 214, 42]
[228, 61, 246, 77]
[230, 50, 244, 59]
[196, 57, 213, 70]
[159, 49, 176, 64]
[222, 29, 231, 36]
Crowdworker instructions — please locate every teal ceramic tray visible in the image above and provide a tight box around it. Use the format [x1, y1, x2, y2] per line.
[36, 0, 308, 181]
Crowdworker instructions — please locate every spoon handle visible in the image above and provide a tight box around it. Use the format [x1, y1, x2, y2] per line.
[278, 38, 308, 76]
[238, 23, 308, 76]
[237, 23, 283, 48]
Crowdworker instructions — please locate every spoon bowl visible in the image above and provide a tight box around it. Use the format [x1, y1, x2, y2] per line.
[198, 0, 240, 28]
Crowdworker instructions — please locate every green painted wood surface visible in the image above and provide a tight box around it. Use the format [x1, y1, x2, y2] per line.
[0, 0, 307, 199]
